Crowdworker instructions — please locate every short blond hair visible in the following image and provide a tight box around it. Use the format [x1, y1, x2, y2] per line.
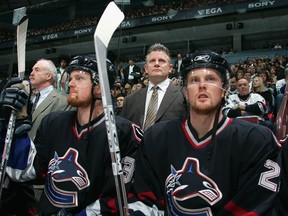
[146, 43, 171, 63]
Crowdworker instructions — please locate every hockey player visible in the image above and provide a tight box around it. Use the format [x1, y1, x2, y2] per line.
[128, 51, 281, 215]
[0, 55, 142, 215]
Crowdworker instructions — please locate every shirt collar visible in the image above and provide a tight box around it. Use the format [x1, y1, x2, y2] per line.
[39, 85, 54, 96]
[148, 78, 170, 91]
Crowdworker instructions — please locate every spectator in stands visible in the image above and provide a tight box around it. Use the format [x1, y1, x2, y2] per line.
[113, 75, 120, 85]
[244, 70, 252, 83]
[131, 83, 138, 93]
[118, 65, 125, 84]
[139, 68, 149, 83]
[142, 77, 149, 87]
[223, 78, 274, 131]
[171, 53, 184, 79]
[227, 73, 238, 96]
[111, 84, 122, 113]
[124, 82, 133, 95]
[115, 93, 126, 115]
[135, 82, 145, 92]
[123, 59, 141, 84]
[230, 64, 238, 74]
[247, 64, 257, 78]
[121, 43, 186, 131]
[251, 76, 275, 127]
[269, 66, 278, 85]
[56, 54, 70, 93]
[182, 52, 192, 68]
[258, 69, 274, 88]
[236, 69, 244, 80]
[275, 61, 285, 80]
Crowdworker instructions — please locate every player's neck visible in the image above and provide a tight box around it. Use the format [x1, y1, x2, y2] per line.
[189, 111, 223, 139]
[77, 103, 104, 126]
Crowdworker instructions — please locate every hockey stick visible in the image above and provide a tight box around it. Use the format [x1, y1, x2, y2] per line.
[93, 2, 128, 216]
[0, 15, 29, 199]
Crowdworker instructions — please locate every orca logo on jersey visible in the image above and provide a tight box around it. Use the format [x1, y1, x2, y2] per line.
[45, 148, 90, 207]
[165, 157, 222, 215]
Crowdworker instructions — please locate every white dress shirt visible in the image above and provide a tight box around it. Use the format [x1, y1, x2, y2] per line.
[143, 79, 170, 127]
[34, 85, 54, 109]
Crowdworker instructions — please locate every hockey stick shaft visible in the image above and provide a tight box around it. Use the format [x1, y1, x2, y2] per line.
[0, 16, 28, 199]
[94, 2, 128, 216]
[0, 110, 16, 198]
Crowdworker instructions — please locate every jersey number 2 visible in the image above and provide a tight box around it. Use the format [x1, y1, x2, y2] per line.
[258, 159, 280, 192]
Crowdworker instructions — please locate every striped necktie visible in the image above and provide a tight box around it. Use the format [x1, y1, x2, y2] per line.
[143, 86, 159, 131]
[32, 92, 40, 112]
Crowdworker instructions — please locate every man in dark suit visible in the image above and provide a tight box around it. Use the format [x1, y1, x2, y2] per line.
[171, 53, 184, 79]
[123, 58, 142, 84]
[121, 43, 186, 130]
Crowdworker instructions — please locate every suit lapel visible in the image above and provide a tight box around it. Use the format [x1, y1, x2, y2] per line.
[136, 87, 147, 127]
[32, 90, 57, 122]
[155, 83, 179, 122]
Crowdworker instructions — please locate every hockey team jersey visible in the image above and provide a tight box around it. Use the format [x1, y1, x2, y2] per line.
[128, 117, 281, 216]
[223, 93, 268, 119]
[3, 111, 142, 215]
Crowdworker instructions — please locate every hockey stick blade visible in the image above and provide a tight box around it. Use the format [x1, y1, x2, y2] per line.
[17, 16, 29, 79]
[94, 2, 128, 216]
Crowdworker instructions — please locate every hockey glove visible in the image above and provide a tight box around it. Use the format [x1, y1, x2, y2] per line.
[0, 77, 32, 120]
[14, 119, 32, 138]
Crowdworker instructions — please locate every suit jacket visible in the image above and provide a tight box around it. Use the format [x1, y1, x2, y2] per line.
[120, 82, 187, 129]
[28, 89, 72, 140]
[124, 64, 141, 84]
